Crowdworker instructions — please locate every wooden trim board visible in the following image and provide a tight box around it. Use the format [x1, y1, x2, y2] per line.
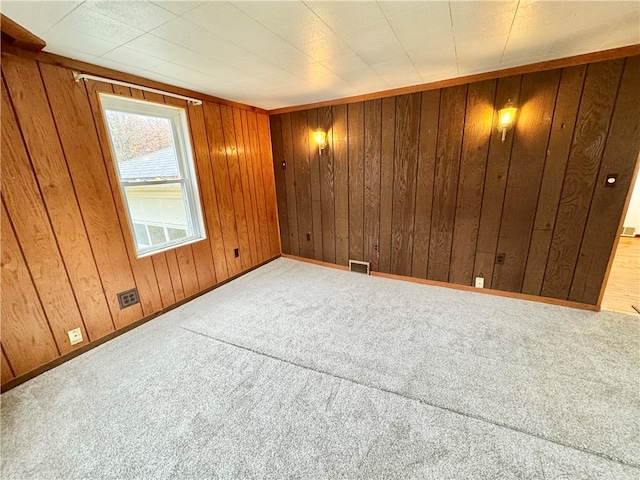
[1, 254, 281, 393]
[1, 14, 46, 52]
[282, 254, 600, 312]
[269, 44, 640, 114]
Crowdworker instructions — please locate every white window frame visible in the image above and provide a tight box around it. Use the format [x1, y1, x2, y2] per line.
[99, 93, 206, 258]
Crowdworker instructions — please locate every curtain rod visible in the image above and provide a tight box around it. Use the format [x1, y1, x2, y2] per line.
[73, 72, 203, 106]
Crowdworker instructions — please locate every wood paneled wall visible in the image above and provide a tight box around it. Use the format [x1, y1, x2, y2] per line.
[1, 53, 280, 386]
[270, 55, 640, 306]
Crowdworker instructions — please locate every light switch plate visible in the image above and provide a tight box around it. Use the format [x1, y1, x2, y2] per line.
[68, 328, 83, 345]
[475, 277, 485, 288]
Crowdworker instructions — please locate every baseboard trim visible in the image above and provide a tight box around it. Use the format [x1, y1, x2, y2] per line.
[1, 254, 281, 393]
[282, 254, 600, 312]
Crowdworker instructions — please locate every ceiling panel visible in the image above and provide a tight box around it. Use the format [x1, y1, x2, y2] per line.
[2, 0, 638, 110]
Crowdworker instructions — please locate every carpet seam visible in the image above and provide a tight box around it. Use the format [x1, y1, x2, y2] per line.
[180, 325, 640, 471]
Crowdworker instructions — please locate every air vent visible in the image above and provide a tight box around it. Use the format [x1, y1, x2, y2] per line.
[621, 226, 636, 237]
[117, 288, 140, 309]
[349, 260, 370, 275]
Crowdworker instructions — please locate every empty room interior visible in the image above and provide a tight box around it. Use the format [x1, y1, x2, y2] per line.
[1, 1, 640, 478]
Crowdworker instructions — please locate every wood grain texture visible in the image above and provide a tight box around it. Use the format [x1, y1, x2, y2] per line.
[521, 65, 586, 295]
[3, 56, 115, 341]
[1, 349, 14, 384]
[428, 85, 467, 282]
[378, 97, 396, 273]
[541, 59, 625, 299]
[391, 94, 421, 276]
[232, 107, 258, 266]
[318, 106, 336, 264]
[203, 102, 243, 276]
[332, 104, 349, 266]
[363, 99, 381, 270]
[570, 56, 640, 304]
[151, 254, 176, 308]
[306, 109, 324, 261]
[473, 75, 523, 286]
[1, 77, 88, 354]
[449, 80, 496, 286]
[248, 112, 273, 259]
[1, 13, 46, 52]
[240, 110, 265, 262]
[269, 55, 640, 307]
[291, 111, 314, 258]
[493, 70, 561, 293]
[39, 62, 143, 329]
[88, 82, 164, 317]
[411, 91, 439, 279]
[281, 113, 299, 255]
[270, 115, 290, 253]
[220, 105, 252, 270]
[255, 113, 281, 257]
[1, 201, 60, 376]
[347, 103, 365, 262]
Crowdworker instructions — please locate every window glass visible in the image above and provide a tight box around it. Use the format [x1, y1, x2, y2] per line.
[100, 94, 205, 257]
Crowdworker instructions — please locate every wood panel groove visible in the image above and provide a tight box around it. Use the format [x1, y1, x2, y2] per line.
[270, 53, 640, 308]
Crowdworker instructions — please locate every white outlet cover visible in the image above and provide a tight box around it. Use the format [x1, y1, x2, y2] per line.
[68, 327, 83, 345]
[475, 277, 485, 288]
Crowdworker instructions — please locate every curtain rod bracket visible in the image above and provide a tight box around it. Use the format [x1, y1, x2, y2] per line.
[72, 71, 203, 106]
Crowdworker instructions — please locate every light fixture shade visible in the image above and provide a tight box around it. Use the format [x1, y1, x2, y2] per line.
[313, 128, 327, 151]
[497, 101, 518, 142]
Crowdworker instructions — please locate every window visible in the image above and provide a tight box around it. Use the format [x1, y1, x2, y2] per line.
[100, 94, 205, 257]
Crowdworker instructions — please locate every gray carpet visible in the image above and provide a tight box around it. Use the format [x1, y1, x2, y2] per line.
[2, 258, 639, 479]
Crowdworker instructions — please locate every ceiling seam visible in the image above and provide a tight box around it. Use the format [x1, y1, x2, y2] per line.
[500, 0, 521, 64]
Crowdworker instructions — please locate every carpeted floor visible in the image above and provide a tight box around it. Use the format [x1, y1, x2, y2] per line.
[2, 258, 639, 479]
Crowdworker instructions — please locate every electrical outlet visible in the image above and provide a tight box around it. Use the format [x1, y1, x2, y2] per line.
[475, 277, 484, 288]
[68, 328, 83, 345]
[306, 232, 311, 241]
[234, 248, 239, 258]
[374, 244, 379, 252]
[495, 253, 506, 265]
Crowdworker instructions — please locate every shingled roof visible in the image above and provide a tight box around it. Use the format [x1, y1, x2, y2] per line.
[118, 146, 180, 181]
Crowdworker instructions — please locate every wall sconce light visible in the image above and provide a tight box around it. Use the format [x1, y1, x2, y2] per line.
[497, 100, 518, 143]
[313, 128, 327, 154]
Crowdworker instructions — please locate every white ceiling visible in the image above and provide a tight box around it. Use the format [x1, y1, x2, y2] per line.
[2, 1, 639, 110]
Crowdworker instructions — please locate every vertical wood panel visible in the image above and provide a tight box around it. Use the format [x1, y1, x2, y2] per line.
[363, 99, 382, 270]
[411, 91, 440, 278]
[333, 104, 349, 266]
[270, 115, 290, 253]
[241, 110, 265, 262]
[307, 109, 324, 261]
[521, 66, 586, 295]
[291, 111, 314, 258]
[428, 85, 467, 282]
[449, 80, 496, 285]
[390, 94, 421, 276]
[570, 57, 640, 304]
[348, 102, 365, 262]
[319, 106, 335, 263]
[165, 250, 185, 301]
[232, 107, 258, 266]
[255, 113, 280, 257]
[493, 70, 561, 292]
[473, 75, 523, 286]
[1, 201, 60, 376]
[3, 56, 115, 340]
[203, 102, 243, 275]
[39, 62, 143, 328]
[187, 101, 227, 284]
[1, 78, 88, 353]
[281, 113, 299, 256]
[378, 97, 396, 273]
[1, 350, 14, 384]
[151, 254, 176, 308]
[541, 59, 625, 299]
[220, 105, 251, 271]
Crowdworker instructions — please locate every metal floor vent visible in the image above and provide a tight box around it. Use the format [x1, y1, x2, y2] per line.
[349, 260, 370, 275]
[621, 226, 636, 237]
[117, 288, 140, 309]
